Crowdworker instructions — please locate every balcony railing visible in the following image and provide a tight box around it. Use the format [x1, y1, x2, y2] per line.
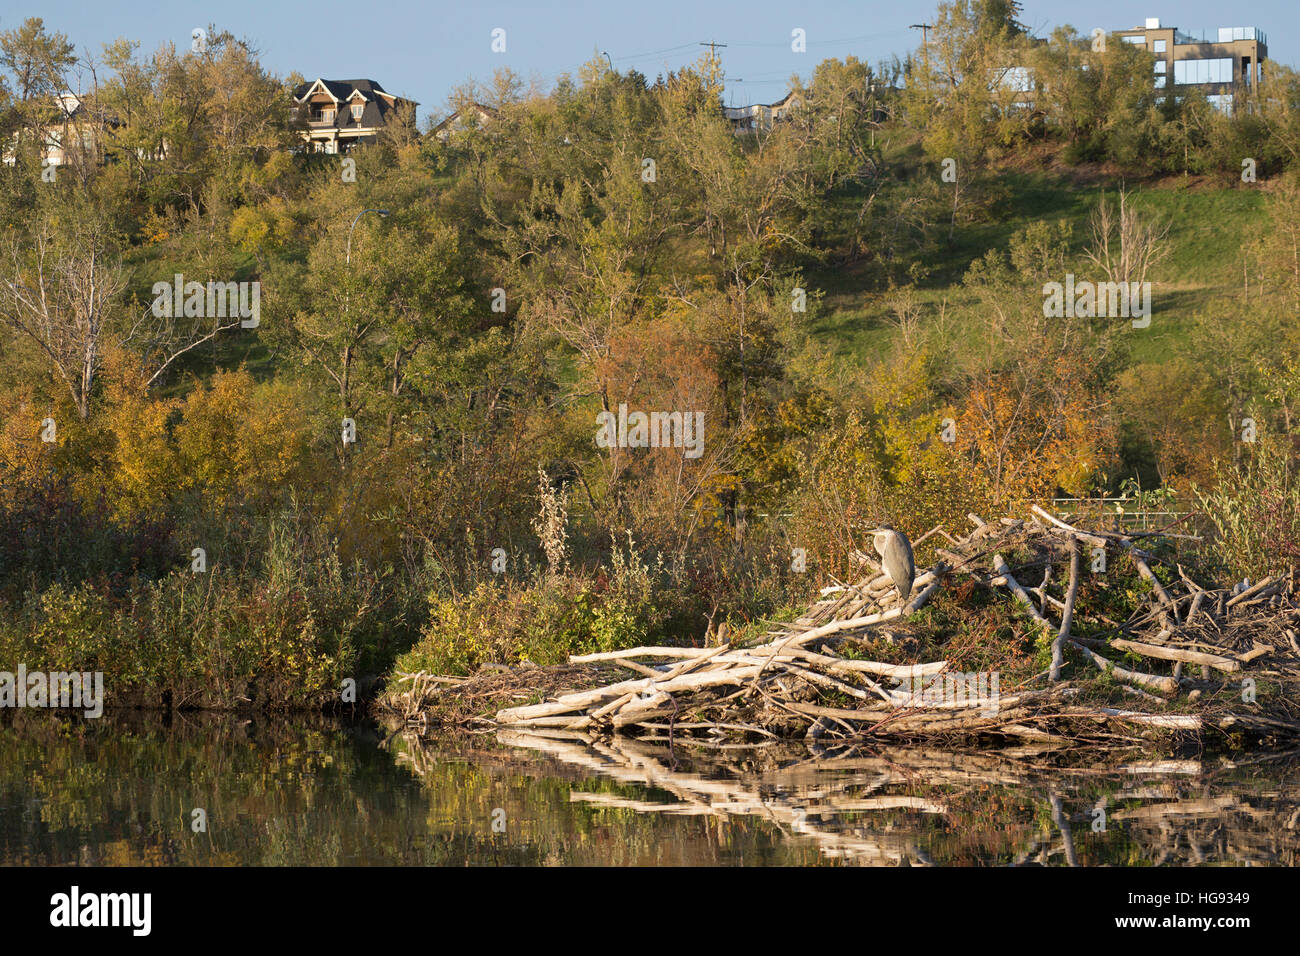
[1173, 26, 1266, 47]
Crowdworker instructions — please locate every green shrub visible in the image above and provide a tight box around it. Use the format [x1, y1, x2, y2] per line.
[395, 547, 681, 677]
[0, 508, 426, 709]
[1197, 440, 1300, 580]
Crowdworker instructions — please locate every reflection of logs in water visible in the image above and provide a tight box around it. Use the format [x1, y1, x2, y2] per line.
[465, 731, 1300, 866]
[498, 730, 931, 863]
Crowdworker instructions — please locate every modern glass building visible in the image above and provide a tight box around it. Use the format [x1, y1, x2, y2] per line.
[1113, 18, 1267, 112]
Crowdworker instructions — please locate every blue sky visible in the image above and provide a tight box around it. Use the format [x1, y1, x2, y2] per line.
[5, 1, 1297, 122]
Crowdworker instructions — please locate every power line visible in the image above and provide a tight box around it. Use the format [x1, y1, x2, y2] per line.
[727, 27, 913, 48]
[608, 27, 915, 67]
[608, 41, 700, 62]
[729, 70, 802, 81]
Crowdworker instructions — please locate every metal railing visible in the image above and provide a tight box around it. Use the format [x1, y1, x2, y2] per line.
[753, 501, 1208, 537]
[1050, 497, 1197, 533]
[1173, 27, 1266, 47]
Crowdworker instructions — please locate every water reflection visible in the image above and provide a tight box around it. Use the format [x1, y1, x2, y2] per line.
[473, 731, 1300, 866]
[2, 710, 1298, 866]
[0, 711, 428, 865]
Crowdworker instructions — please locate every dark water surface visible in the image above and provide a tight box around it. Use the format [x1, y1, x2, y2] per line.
[1, 712, 1297, 865]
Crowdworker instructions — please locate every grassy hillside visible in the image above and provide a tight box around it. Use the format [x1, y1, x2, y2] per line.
[808, 166, 1267, 367]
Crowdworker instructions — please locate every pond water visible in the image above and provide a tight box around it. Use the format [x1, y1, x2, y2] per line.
[1, 712, 1297, 866]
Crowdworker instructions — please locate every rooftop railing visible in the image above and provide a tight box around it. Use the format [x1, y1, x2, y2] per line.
[1173, 26, 1266, 47]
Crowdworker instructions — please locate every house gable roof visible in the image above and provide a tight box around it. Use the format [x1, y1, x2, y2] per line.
[293, 79, 416, 105]
[292, 78, 417, 131]
[430, 102, 498, 134]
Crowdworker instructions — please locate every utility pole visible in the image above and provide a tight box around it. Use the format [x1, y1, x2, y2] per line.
[699, 39, 728, 61]
[910, 23, 933, 94]
[699, 40, 727, 90]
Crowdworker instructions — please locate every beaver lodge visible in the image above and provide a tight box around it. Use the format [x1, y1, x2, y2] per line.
[380, 507, 1300, 751]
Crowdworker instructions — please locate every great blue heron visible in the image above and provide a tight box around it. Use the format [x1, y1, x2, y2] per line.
[868, 525, 915, 606]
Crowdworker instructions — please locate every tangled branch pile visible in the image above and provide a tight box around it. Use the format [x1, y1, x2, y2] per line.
[484, 508, 1300, 746]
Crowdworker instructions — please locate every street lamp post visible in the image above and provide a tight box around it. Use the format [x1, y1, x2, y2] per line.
[868, 81, 877, 148]
[346, 208, 389, 265]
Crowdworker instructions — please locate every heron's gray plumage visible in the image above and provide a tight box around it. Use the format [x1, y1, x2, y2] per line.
[871, 527, 915, 605]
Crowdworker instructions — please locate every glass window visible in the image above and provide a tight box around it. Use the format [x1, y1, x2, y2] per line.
[351, 103, 363, 120]
[1207, 93, 1234, 113]
[1154, 60, 1166, 73]
[1001, 67, 1033, 92]
[1153, 39, 1167, 53]
[1154, 75, 1166, 88]
[1216, 27, 1257, 43]
[1123, 35, 1146, 46]
[1173, 58, 1233, 85]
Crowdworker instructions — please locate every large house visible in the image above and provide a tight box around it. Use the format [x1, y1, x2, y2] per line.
[430, 102, 498, 141]
[989, 18, 1268, 117]
[723, 91, 801, 135]
[1113, 18, 1267, 111]
[291, 78, 417, 153]
[2, 93, 113, 168]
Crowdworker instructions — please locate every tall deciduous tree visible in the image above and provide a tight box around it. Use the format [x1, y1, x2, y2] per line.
[0, 193, 251, 419]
